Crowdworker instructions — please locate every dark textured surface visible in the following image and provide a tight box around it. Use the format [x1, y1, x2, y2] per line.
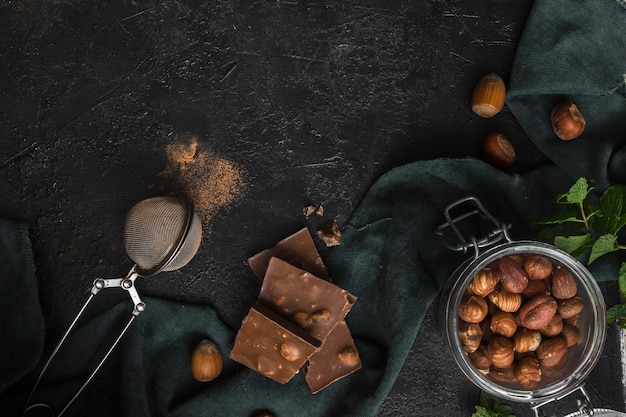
[0, 0, 623, 415]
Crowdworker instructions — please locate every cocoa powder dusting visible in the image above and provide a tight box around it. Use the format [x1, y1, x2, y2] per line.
[161, 139, 246, 229]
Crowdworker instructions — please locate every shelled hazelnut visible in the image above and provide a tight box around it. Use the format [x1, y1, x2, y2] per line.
[458, 252, 586, 391]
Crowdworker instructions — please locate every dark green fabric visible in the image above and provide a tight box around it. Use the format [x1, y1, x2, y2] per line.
[2, 1, 626, 416]
[0, 219, 43, 393]
[506, 0, 626, 190]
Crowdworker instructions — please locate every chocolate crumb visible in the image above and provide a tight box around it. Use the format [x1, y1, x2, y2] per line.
[317, 220, 342, 247]
[303, 205, 316, 218]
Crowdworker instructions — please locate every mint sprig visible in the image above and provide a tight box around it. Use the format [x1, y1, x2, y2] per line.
[538, 177, 626, 328]
[471, 391, 516, 417]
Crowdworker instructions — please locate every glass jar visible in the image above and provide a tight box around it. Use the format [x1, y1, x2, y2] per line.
[437, 196, 625, 417]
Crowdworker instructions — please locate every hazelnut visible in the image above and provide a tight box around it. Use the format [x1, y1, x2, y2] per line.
[471, 73, 506, 118]
[190, 339, 223, 382]
[292, 311, 311, 328]
[518, 294, 558, 330]
[564, 314, 579, 326]
[481, 133, 516, 170]
[490, 311, 518, 338]
[539, 313, 563, 337]
[468, 344, 492, 373]
[311, 309, 332, 322]
[507, 254, 525, 265]
[513, 328, 542, 353]
[487, 336, 515, 368]
[337, 347, 360, 366]
[536, 336, 568, 368]
[468, 268, 500, 297]
[490, 365, 516, 383]
[280, 342, 302, 362]
[561, 323, 581, 347]
[522, 278, 551, 300]
[557, 295, 584, 319]
[551, 266, 577, 299]
[458, 295, 489, 323]
[488, 287, 522, 312]
[514, 355, 542, 389]
[551, 101, 586, 140]
[480, 318, 495, 343]
[522, 254, 553, 280]
[459, 321, 482, 353]
[541, 354, 568, 377]
[496, 256, 529, 293]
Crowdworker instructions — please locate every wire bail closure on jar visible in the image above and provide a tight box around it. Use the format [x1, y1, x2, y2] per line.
[437, 196, 625, 417]
[435, 196, 513, 259]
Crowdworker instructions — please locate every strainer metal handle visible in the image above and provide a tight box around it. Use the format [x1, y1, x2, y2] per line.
[23, 267, 145, 417]
[23, 195, 202, 417]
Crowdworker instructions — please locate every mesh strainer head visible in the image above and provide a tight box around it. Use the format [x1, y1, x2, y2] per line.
[123, 195, 202, 276]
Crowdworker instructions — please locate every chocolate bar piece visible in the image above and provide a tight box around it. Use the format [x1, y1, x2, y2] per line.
[304, 320, 362, 394]
[259, 257, 355, 342]
[247, 228, 329, 283]
[229, 303, 321, 384]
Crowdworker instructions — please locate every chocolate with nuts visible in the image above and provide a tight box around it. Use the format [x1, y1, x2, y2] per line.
[259, 257, 355, 341]
[304, 320, 362, 394]
[241, 228, 361, 393]
[230, 303, 321, 384]
[247, 227, 329, 283]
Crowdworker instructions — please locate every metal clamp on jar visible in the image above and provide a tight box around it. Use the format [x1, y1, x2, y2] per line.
[436, 196, 625, 417]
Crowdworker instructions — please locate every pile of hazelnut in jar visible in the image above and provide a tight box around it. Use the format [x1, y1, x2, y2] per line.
[458, 253, 583, 390]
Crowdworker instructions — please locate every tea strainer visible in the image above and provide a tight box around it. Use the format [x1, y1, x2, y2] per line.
[23, 194, 202, 417]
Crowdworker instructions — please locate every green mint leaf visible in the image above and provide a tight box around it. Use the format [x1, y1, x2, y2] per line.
[607, 303, 626, 324]
[619, 262, 626, 300]
[472, 406, 493, 417]
[589, 234, 618, 264]
[473, 391, 516, 417]
[614, 212, 626, 235]
[493, 403, 514, 416]
[554, 234, 592, 255]
[595, 185, 624, 234]
[538, 209, 584, 225]
[479, 390, 497, 409]
[556, 177, 594, 204]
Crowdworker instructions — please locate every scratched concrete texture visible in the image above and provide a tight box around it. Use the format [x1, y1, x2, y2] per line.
[0, 0, 623, 416]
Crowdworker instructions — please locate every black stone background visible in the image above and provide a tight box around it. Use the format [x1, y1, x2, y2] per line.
[0, 1, 624, 416]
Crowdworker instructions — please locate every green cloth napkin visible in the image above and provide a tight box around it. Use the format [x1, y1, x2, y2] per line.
[2, 1, 626, 416]
[506, 0, 626, 190]
[0, 219, 43, 394]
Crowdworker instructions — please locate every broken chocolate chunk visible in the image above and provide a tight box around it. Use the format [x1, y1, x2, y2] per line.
[304, 320, 362, 394]
[229, 303, 321, 384]
[247, 228, 329, 283]
[317, 220, 342, 247]
[259, 257, 355, 342]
